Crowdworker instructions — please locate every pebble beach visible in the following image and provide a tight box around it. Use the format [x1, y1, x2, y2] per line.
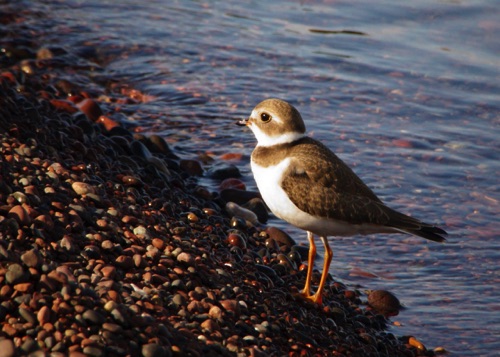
[0, 4, 442, 357]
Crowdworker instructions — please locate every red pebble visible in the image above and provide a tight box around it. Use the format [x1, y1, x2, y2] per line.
[0, 71, 17, 84]
[220, 152, 243, 161]
[76, 98, 103, 122]
[67, 95, 84, 104]
[392, 139, 413, 148]
[226, 233, 247, 249]
[219, 178, 246, 191]
[50, 99, 78, 114]
[97, 115, 120, 131]
[8, 205, 31, 226]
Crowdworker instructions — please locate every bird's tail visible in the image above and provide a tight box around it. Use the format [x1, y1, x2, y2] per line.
[399, 225, 447, 243]
[386, 207, 448, 243]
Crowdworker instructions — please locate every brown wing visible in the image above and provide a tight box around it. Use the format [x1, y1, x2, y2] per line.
[281, 138, 447, 242]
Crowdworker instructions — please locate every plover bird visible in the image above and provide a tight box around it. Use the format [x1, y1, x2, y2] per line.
[237, 98, 447, 305]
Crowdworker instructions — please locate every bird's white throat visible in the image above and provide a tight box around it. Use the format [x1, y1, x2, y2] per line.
[249, 123, 305, 147]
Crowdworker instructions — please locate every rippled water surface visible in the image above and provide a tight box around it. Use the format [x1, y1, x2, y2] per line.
[23, 0, 500, 355]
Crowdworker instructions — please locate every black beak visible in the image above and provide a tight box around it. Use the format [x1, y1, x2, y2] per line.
[236, 118, 248, 126]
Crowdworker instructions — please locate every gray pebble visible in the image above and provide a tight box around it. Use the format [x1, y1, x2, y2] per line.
[18, 307, 36, 324]
[82, 309, 105, 325]
[83, 346, 105, 357]
[141, 343, 168, 357]
[206, 163, 241, 179]
[19, 337, 39, 354]
[6, 263, 27, 285]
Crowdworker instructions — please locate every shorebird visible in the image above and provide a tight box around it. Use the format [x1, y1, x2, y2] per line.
[237, 98, 447, 305]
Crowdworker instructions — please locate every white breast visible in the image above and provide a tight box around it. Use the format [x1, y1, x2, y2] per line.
[251, 158, 395, 237]
[251, 157, 299, 221]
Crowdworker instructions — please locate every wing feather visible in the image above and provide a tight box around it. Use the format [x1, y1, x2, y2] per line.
[280, 138, 447, 242]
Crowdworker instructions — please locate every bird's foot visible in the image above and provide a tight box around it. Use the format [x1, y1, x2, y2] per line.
[295, 290, 323, 306]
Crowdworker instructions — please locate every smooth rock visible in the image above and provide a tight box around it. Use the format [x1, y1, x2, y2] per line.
[265, 226, 296, 247]
[19, 307, 36, 324]
[177, 252, 195, 266]
[179, 159, 203, 176]
[219, 178, 246, 191]
[37, 305, 52, 325]
[367, 290, 402, 317]
[225, 202, 258, 225]
[6, 263, 27, 285]
[72, 182, 96, 195]
[206, 163, 241, 179]
[101, 265, 116, 279]
[242, 197, 268, 223]
[220, 188, 261, 205]
[76, 98, 103, 122]
[8, 205, 31, 226]
[21, 249, 42, 268]
[0, 338, 15, 357]
[141, 343, 168, 357]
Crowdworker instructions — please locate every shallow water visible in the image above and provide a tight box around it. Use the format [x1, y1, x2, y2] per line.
[22, 0, 500, 355]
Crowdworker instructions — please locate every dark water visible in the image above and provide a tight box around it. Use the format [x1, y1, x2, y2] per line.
[19, 0, 500, 355]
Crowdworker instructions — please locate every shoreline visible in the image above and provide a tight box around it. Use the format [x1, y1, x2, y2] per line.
[0, 4, 436, 357]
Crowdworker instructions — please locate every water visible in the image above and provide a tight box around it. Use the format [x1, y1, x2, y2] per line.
[18, 0, 500, 355]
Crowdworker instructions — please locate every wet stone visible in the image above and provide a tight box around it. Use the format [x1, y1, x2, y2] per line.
[265, 226, 296, 247]
[108, 126, 133, 138]
[37, 46, 67, 59]
[367, 290, 402, 317]
[220, 188, 261, 205]
[219, 178, 246, 191]
[226, 202, 258, 225]
[76, 98, 103, 122]
[242, 197, 268, 223]
[226, 233, 247, 250]
[179, 159, 203, 176]
[148, 134, 176, 156]
[290, 245, 310, 261]
[206, 163, 241, 179]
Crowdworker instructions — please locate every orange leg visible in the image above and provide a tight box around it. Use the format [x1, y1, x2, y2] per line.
[301, 231, 316, 298]
[309, 236, 332, 305]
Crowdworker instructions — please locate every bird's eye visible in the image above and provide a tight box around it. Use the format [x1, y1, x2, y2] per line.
[260, 113, 272, 122]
